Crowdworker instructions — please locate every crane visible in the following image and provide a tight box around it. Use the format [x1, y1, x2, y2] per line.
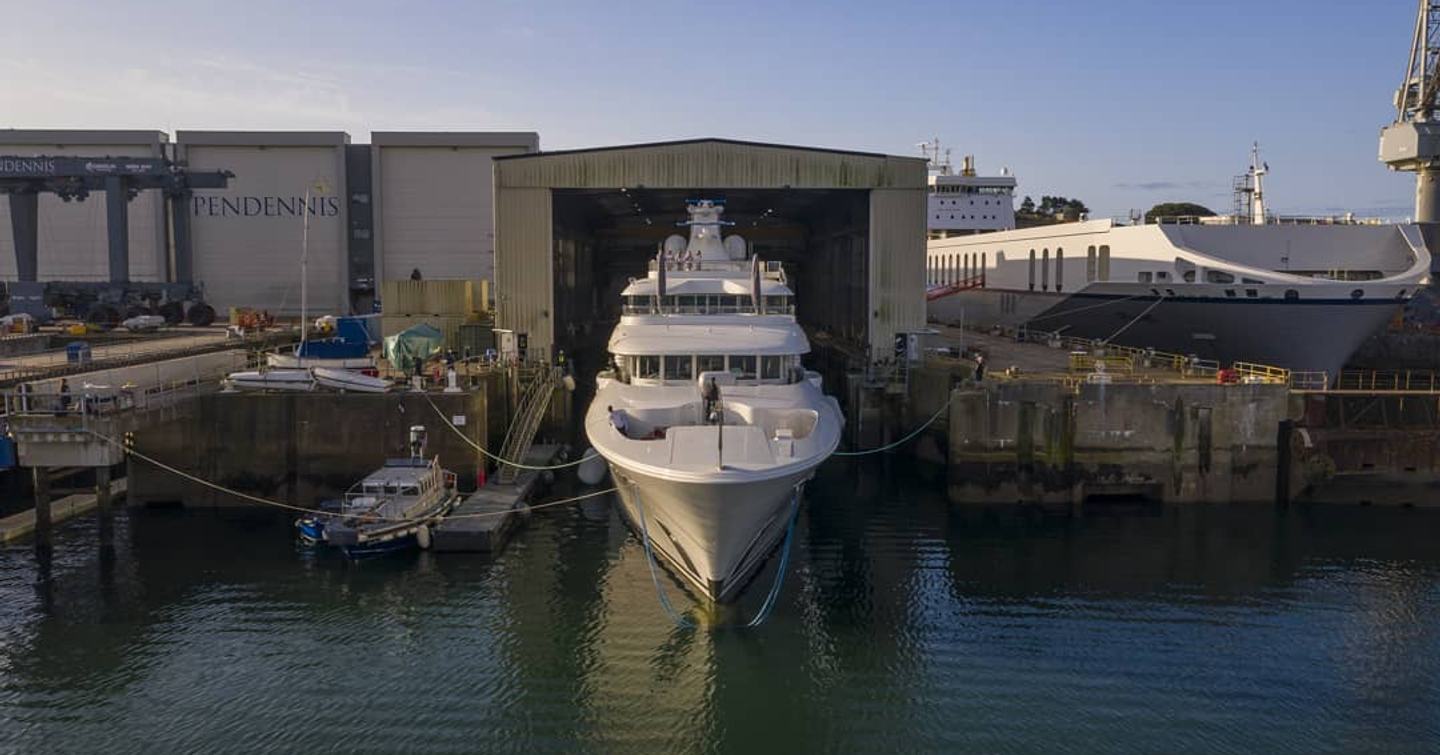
[1380, 1, 1440, 221]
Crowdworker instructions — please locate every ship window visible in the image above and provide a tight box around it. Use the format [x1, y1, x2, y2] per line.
[1242, 278, 1264, 284]
[663, 355, 693, 381]
[677, 295, 698, 310]
[1029, 249, 1036, 290]
[1205, 270, 1236, 284]
[764, 295, 788, 311]
[1154, 271, 1170, 281]
[1246, 289, 1258, 297]
[1138, 272, 1153, 283]
[1182, 270, 1196, 283]
[697, 354, 725, 374]
[1098, 245, 1111, 281]
[1351, 289, 1364, 299]
[1041, 248, 1050, 290]
[400, 485, 420, 496]
[1224, 289, 1236, 298]
[761, 356, 783, 381]
[1284, 289, 1299, 300]
[1055, 248, 1063, 291]
[1087, 246, 1097, 282]
[636, 355, 660, 380]
[384, 482, 399, 495]
[729, 355, 757, 380]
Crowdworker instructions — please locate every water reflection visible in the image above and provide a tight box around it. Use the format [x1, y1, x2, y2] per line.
[1, 459, 1438, 752]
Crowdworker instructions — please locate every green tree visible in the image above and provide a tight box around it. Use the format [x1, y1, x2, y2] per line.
[1019, 196, 1035, 214]
[1144, 202, 1215, 223]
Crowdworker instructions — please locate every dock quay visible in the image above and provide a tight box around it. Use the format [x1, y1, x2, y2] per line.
[0, 476, 126, 543]
[897, 324, 1440, 508]
[432, 444, 564, 554]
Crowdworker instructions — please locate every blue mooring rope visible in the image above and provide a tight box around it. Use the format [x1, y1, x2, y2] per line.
[631, 482, 802, 630]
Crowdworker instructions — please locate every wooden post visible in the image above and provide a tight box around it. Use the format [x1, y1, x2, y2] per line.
[32, 466, 51, 537]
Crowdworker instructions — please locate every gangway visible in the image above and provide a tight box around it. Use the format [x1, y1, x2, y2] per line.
[496, 366, 560, 484]
[925, 273, 985, 301]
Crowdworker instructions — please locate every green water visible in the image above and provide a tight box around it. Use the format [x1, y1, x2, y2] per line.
[3, 459, 1439, 753]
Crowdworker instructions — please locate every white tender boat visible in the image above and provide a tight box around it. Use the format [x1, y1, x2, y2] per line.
[584, 200, 844, 603]
[225, 369, 315, 392]
[312, 367, 390, 393]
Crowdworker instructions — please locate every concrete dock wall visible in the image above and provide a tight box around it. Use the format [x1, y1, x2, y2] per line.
[128, 392, 488, 508]
[949, 382, 1288, 505]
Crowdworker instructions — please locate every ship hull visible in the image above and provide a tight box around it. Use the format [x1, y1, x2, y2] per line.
[606, 461, 812, 604]
[932, 288, 1404, 377]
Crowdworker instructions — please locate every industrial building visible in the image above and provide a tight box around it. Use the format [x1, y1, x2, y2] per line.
[0, 129, 538, 317]
[492, 138, 928, 363]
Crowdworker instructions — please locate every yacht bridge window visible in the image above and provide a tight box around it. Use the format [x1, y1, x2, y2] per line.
[625, 354, 804, 385]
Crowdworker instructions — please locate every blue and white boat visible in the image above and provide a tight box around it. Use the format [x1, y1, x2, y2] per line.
[295, 426, 458, 558]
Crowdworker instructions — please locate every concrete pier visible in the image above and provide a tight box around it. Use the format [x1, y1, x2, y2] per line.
[0, 477, 128, 543]
[946, 382, 1289, 506]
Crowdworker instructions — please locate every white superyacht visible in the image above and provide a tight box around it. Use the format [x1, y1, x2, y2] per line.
[584, 200, 844, 603]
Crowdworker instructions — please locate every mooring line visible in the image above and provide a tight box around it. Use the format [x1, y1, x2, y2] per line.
[424, 394, 591, 471]
[85, 428, 614, 522]
[832, 392, 956, 457]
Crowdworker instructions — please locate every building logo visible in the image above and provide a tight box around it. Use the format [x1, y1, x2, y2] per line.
[193, 194, 341, 219]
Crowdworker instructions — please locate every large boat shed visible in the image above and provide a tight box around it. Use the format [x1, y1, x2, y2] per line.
[492, 139, 927, 365]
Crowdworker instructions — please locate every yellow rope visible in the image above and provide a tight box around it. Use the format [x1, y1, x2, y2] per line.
[424, 394, 591, 471]
[86, 428, 613, 522]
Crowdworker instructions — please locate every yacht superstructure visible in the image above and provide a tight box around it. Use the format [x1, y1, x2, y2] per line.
[584, 200, 844, 603]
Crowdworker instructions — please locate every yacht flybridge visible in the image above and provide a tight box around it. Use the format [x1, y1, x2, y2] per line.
[585, 200, 844, 603]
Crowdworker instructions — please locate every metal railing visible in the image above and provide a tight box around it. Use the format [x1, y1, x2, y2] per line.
[1231, 362, 1290, 384]
[648, 258, 786, 278]
[1333, 369, 1440, 394]
[621, 303, 796, 316]
[0, 330, 296, 387]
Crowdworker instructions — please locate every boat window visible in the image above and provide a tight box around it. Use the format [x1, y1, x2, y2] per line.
[697, 354, 725, 374]
[1087, 246, 1097, 282]
[1055, 248, 1063, 292]
[677, 295, 698, 311]
[729, 355, 757, 380]
[363, 482, 384, 494]
[400, 485, 420, 496]
[1098, 245, 1111, 281]
[764, 295, 788, 311]
[663, 355, 693, 381]
[1182, 270, 1196, 283]
[1155, 271, 1170, 281]
[1242, 278, 1264, 285]
[1224, 289, 1236, 298]
[1041, 248, 1050, 290]
[1205, 270, 1236, 284]
[1351, 288, 1364, 299]
[636, 355, 660, 380]
[1138, 272, 1153, 283]
[384, 482, 399, 495]
[1246, 289, 1258, 298]
[1028, 249, 1036, 290]
[761, 355, 783, 381]
[1284, 289, 1299, 300]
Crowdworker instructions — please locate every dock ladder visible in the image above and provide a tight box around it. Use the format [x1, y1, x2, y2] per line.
[496, 366, 560, 484]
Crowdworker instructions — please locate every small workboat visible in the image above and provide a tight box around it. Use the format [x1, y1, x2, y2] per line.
[313, 367, 390, 393]
[295, 426, 459, 558]
[225, 369, 315, 392]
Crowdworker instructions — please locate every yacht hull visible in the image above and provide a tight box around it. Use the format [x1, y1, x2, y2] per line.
[933, 288, 1404, 376]
[606, 461, 813, 603]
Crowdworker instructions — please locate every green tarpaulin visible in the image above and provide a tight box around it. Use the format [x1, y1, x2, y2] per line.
[384, 323, 444, 372]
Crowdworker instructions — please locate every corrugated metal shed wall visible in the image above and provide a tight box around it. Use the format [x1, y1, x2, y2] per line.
[493, 187, 552, 358]
[869, 189, 927, 357]
[495, 140, 925, 359]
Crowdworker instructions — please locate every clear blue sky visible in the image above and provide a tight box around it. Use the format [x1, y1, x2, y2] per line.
[0, 0, 1420, 218]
